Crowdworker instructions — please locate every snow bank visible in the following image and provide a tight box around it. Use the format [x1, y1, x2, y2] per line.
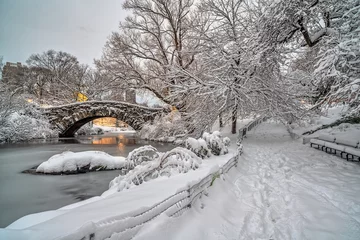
[36, 151, 126, 174]
[291, 105, 350, 135]
[308, 123, 360, 143]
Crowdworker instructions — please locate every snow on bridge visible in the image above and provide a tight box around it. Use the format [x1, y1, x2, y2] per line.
[43, 101, 169, 137]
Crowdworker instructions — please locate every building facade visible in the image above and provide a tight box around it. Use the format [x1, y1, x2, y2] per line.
[1, 62, 27, 91]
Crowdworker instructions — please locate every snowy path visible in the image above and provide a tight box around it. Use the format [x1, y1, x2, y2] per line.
[132, 123, 360, 240]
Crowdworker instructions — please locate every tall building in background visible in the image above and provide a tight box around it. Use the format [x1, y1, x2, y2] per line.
[2, 62, 27, 91]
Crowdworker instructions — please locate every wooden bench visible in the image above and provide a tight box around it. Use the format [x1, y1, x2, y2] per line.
[310, 134, 360, 161]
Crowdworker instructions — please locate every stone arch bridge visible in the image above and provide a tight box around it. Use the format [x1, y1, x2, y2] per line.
[43, 101, 169, 137]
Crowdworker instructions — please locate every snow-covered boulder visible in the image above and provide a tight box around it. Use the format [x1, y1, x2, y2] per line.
[185, 137, 211, 159]
[36, 151, 126, 174]
[109, 147, 202, 192]
[202, 131, 229, 155]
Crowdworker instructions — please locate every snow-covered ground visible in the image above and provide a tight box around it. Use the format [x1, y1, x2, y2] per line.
[131, 122, 360, 240]
[307, 123, 360, 142]
[36, 151, 126, 174]
[292, 104, 350, 135]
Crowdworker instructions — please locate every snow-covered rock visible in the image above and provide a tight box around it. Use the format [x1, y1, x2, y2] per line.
[36, 151, 126, 174]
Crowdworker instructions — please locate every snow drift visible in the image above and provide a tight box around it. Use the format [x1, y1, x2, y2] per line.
[36, 151, 126, 174]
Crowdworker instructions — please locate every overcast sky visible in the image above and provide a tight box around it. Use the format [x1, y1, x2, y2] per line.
[0, 0, 127, 66]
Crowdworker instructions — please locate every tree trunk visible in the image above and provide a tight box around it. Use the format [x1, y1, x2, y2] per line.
[231, 107, 237, 134]
[219, 112, 223, 128]
[39, 87, 43, 104]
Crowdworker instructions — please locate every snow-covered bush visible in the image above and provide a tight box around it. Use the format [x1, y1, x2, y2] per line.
[109, 147, 201, 192]
[0, 89, 57, 143]
[138, 111, 187, 142]
[202, 131, 228, 155]
[126, 145, 159, 169]
[184, 137, 211, 159]
[159, 147, 202, 175]
[223, 137, 231, 147]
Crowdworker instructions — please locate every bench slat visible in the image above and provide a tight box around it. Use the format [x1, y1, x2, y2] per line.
[318, 134, 336, 143]
[324, 142, 346, 151]
[345, 147, 360, 157]
[310, 139, 325, 146]
[335, 138, 358, 148]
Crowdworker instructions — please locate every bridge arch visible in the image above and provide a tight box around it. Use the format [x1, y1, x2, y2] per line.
[44, 101, 168, 137]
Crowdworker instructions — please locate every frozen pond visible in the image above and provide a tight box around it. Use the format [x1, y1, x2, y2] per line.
[0, 133, 173, 228]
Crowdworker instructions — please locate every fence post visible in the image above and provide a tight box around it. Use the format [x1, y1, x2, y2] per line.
[187, 186, 192, 208]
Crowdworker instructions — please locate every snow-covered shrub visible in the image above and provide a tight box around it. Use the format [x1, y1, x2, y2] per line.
[109, 147, 201, 192]
[184, 137, 211, 159]
[138, 111, 187, 142]
[159, 147, 202, 176]
[109, 159, 160, 191]
[223, 137, 231, 147]
[126, 145, 159, 168]
[202, 131, 228, 155]
[0, 90, 57, 143]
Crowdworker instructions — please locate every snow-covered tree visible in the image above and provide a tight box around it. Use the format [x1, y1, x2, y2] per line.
[274, 0, 359, 115]
[97, 0, 199, 106]
[26, 50, 89, 104]
[313, 0, 360, 115]
[0, 84, 57, 143]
